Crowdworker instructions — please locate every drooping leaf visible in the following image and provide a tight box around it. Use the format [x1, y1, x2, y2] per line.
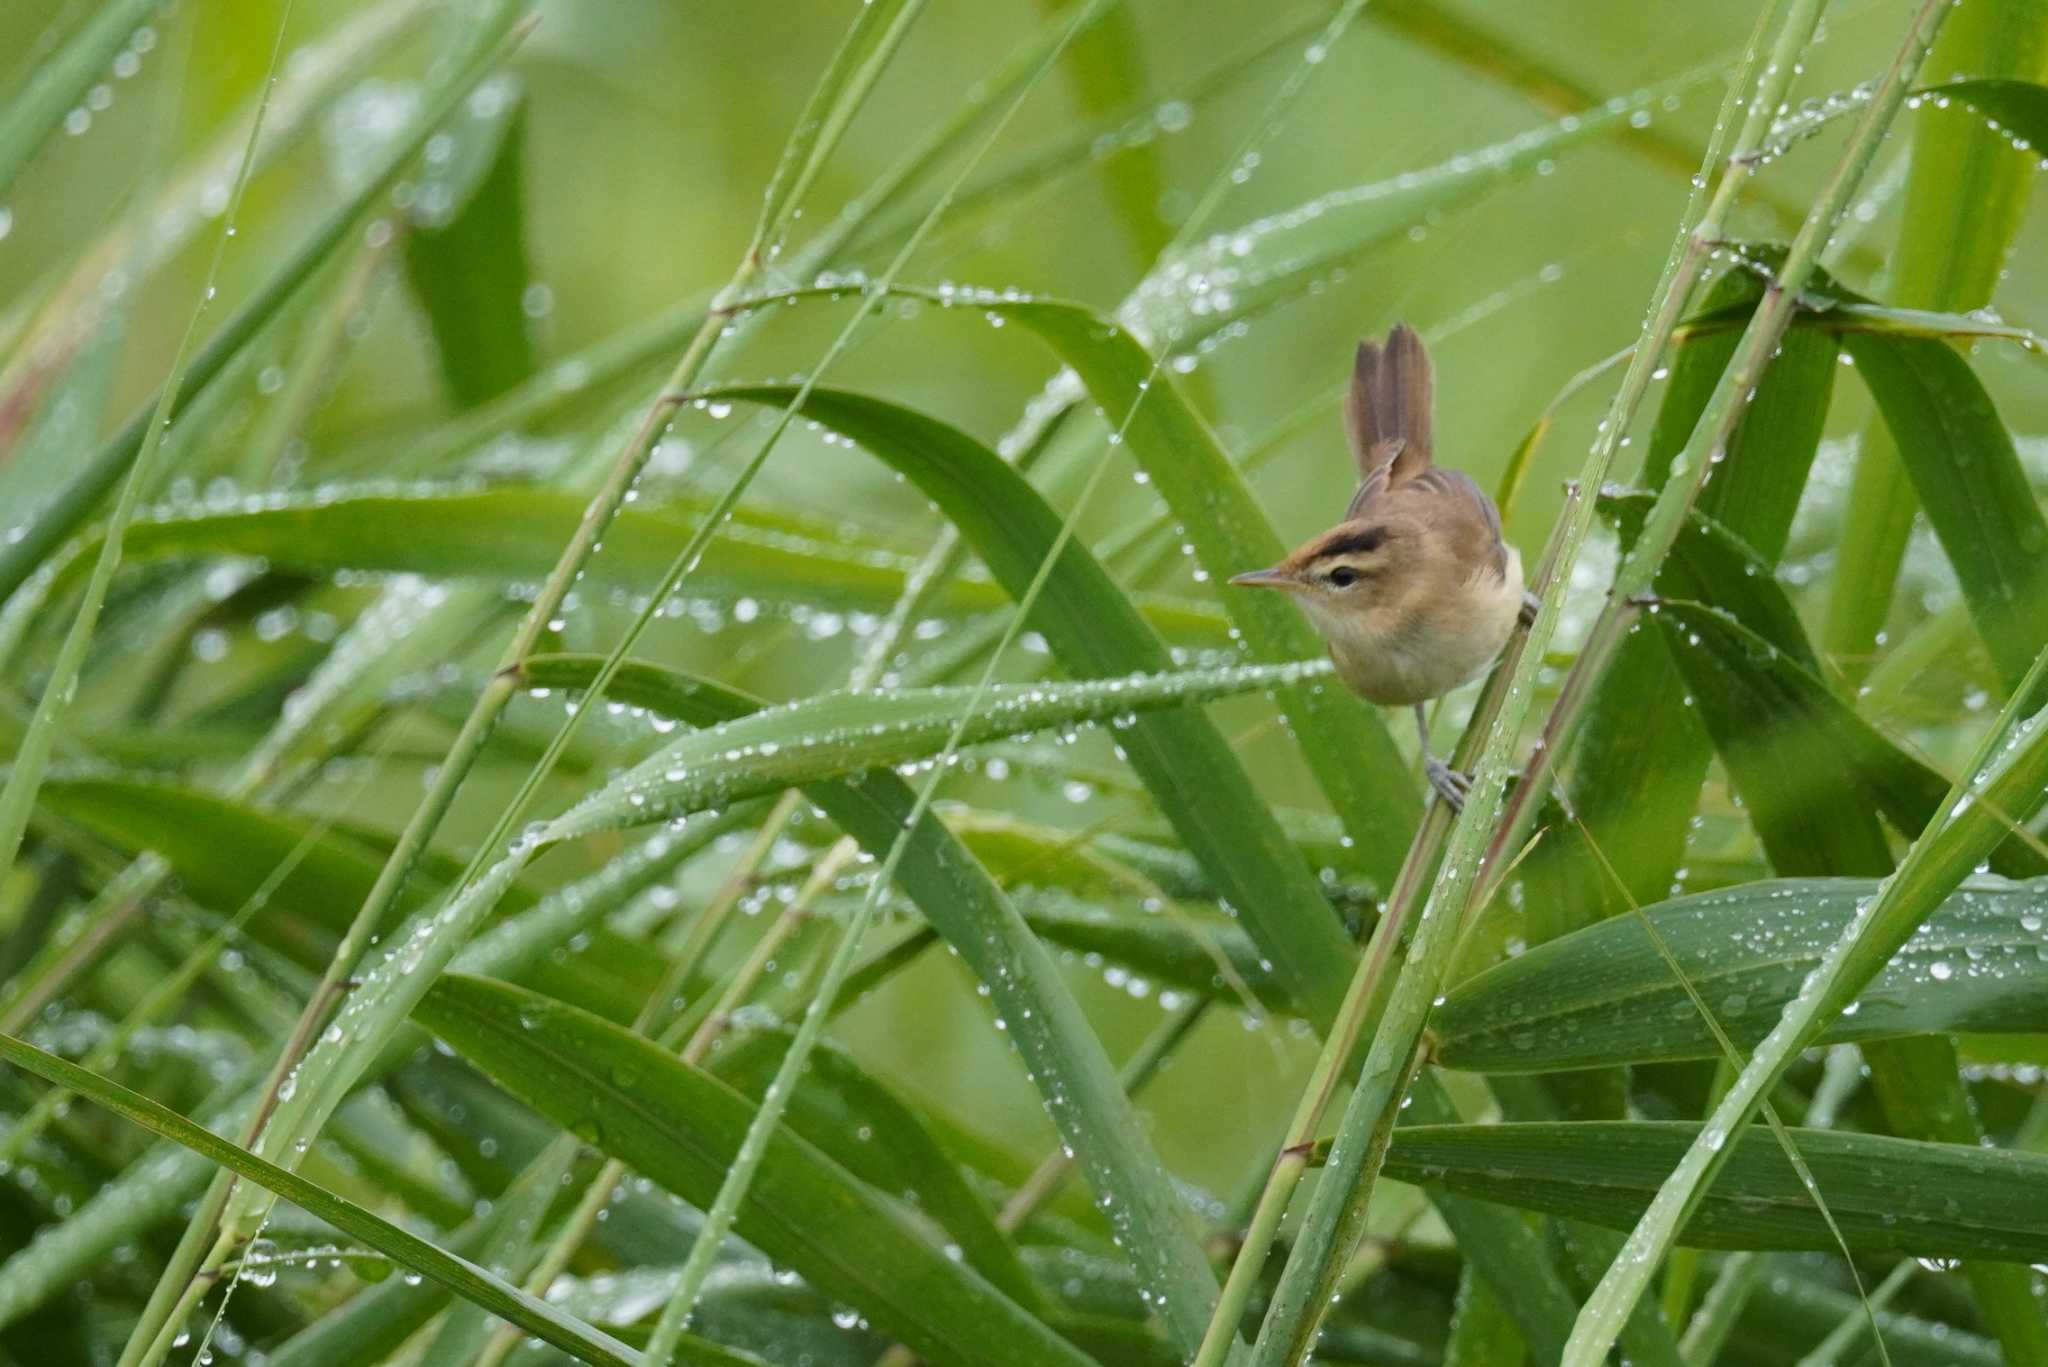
[416, 973, 1094, 1367]
[401, 75, 536, 407]
[1844, 328, 2048, 691]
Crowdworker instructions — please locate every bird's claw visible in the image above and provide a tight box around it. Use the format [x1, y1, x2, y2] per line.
[1424, 757, 1471, 812]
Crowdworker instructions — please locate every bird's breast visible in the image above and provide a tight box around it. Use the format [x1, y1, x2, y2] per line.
[1322, 549, 1525, 706]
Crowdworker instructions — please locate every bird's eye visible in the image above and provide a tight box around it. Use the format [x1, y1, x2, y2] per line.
[1328, 567, 1359, 588]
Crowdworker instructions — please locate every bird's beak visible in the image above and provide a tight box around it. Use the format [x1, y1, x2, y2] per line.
[1228, 567, 1301, 593]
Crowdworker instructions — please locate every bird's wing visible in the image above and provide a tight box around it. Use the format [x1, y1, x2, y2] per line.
[1409, 466, 1509, 580]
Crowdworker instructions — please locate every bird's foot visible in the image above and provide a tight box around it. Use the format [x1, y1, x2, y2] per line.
[1424, 756, 1471, 813]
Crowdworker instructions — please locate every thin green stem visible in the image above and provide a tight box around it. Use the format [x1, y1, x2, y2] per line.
[1241, 0, 1842, 1359]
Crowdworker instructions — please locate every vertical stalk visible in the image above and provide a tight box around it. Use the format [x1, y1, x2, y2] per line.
[1240, 0, 1893, 1358]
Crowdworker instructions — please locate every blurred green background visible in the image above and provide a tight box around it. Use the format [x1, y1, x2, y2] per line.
[4, 0, 2043, 1202]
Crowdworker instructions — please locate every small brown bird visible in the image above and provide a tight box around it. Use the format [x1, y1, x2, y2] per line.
[1231, 324, 1527, 810]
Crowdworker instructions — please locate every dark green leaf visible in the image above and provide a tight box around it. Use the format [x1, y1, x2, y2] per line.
[1435, 875, 2048, 1071]
[416, 973, 1095, 1367]
[402, 77, 536, 406]
[1384, 1120, 2048, 1261]
[1844, 328, 2048, 691]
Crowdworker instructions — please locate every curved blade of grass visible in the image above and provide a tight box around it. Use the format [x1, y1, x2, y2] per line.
[1434, 874, 2048, 1071]
[710, 1027, 1040, 1311]
[1122, 60, 1720, 349]
[702, 382, 1358, 1022]
[978, 295, 1418, 882]
[416, 973, 1092, 1367]
[1843, 328, 2048, 691]
[1384, 1121, 2048, 1261]
[15, 486, 1035, 622]
[0, 1033, 640, 1367]
[545, 655, 1334, 839]
[0, 7, 533, 607]
[400, 75, 535, 407]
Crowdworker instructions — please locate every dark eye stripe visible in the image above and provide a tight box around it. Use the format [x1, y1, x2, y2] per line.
[1317, 526, 1386, 558]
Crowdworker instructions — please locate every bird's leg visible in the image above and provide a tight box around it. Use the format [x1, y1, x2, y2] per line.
[1518, 590, 1542, 628]
[1415, 702, 1470, 812]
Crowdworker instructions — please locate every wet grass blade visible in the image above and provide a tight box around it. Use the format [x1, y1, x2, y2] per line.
[0, 1033, 641, 1367]
[10, 484, 1223, 643]
[416, 973, 1093, 1367]
[1843, 328, 2048, 691]
[545, 655, 1336, 839]
[1434, 874, 2048, 1070]
[400, 75, 536, 407]
[1383, 1121, 2048, 1261]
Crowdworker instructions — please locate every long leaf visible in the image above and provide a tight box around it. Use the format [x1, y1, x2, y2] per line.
[401, 75, 536, 407]
[1844, 328, 2048, 691]
[1435, 874, 2048, 1071]
[1384, 1121, 2048, 1261]
[416, 973, 1092, 1367]
[546, 655, 1334, 840]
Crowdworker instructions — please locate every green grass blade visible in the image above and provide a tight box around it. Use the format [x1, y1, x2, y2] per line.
[1843, 328, 2048, 691]
[0, 1033, 641, 1367]
[704, 381, 1359, 1023]
[1821, 5, 2048, 680]
[746, 0, 925, 259]
[1383, 1121, 2048, 1261]
[1434, 874, 2048, 1071]
[416, 973, 1093, 1367]
[544, 655, 1335, 840]
[400, 75, 536, 407]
